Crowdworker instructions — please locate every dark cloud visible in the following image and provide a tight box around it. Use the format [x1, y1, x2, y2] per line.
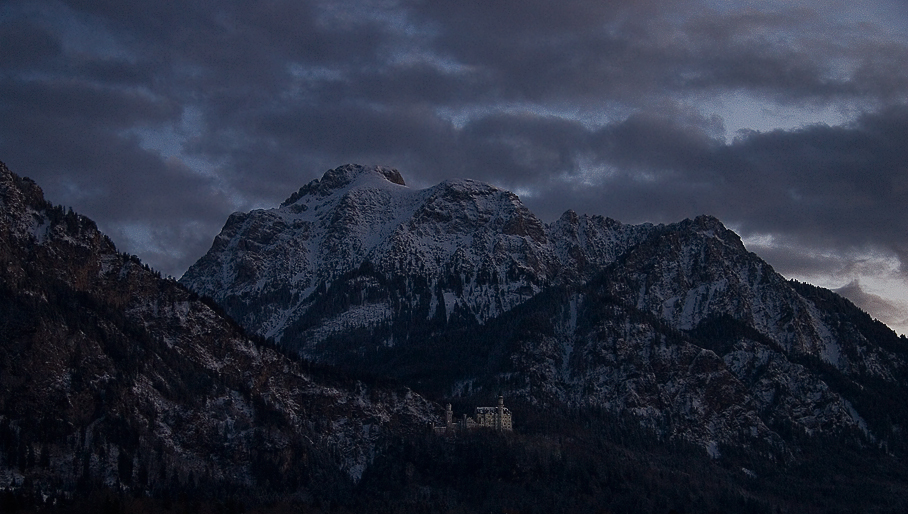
[402, 0, 680, 103]
[399, 1, 908, 107]
[0, 20, 62, 68]
[723, 107, 908, 266]
[0, 78, 178, 127]
[585, 108, 906, 267]
[73, 58, 154, 86]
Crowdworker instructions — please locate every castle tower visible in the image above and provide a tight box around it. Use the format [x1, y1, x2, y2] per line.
[445, 403, 453, 429]
[497, 395, 504, 430]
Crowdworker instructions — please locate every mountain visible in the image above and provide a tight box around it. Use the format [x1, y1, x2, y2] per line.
[0, 161, 438, 508]
[183, 164, 908, 464]
[5, 159, 908, 512]
[181, 164, 651, 360]
[183, 164, 553, 341]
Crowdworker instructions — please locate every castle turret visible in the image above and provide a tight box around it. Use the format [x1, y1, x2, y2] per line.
[498, 395, 505, 430]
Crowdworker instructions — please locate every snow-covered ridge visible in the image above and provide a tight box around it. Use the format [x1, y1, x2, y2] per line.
[182, 164, 591, 347]
[179, 166, 803, 356]
[281, 163, 407, 206]
[182, 164, 907, 432]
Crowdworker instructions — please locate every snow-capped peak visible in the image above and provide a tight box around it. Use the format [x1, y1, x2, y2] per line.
[281, 164, 407, 207]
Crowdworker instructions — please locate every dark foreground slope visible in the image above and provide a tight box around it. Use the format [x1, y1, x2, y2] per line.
[0, 162, 439, 510]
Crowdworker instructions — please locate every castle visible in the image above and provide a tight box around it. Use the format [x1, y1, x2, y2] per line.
[433, 395, 513, 434]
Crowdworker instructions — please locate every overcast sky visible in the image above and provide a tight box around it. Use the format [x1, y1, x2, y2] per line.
[2, 0, 907, 334]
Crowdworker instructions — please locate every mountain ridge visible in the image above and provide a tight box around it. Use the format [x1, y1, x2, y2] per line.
[181, 163, 908, 458]
[5, 160, 908, 511]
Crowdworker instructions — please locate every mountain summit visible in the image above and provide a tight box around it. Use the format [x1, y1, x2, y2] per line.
[182, 164, 560, 344]
[281, 164, 406, 206]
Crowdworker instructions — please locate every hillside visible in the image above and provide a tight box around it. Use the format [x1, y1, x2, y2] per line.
[0, 161, 437, 509]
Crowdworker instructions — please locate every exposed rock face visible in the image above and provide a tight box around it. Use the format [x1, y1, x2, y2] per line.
[182, 164, 648, 351]
[182, 164, 908, 458]
[480, 217, 908, 455]
[0, 162, 437, 499]
[182, 164, 564, 348]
